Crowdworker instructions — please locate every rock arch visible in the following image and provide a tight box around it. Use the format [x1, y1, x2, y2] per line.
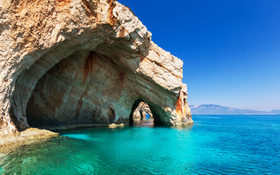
[129, 99, 168, 126]
[0, 0, 192, 134]
[132, 102, 153, 121]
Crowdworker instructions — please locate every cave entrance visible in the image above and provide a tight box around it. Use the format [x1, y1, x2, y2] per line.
[129, 99, 163, 127]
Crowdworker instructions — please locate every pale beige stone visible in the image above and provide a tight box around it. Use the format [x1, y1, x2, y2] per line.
[0, 0, 192, 135]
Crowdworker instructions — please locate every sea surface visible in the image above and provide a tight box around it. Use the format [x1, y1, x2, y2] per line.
[1, 115, 280, 175]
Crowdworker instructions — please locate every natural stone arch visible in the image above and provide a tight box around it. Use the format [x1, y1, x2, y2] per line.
[132, 102, 153, 121]
[23, 49, 181, 129]
[0, 0, 192, 134]
[129, 98, 172, 126]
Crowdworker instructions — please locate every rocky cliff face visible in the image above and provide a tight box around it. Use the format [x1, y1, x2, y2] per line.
[0, 0, 192, 134]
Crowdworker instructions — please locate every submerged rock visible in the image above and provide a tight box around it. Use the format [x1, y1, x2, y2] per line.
[0, 0, 192, 135]
[108, 123, 125, 128]
[0, 128, 59, 152]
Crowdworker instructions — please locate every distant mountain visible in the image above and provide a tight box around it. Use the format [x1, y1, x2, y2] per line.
[190, 104, 280, 115]
[270, 110, 280, 114]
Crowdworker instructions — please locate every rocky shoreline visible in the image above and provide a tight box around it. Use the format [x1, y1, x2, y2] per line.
[0, 122, 132, 151]
[0, 128, 59, 153]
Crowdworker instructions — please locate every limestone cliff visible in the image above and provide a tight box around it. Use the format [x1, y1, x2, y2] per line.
[0, 0, 192, 134]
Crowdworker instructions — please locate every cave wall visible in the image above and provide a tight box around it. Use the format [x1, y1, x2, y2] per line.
[0, 0, 192, 133]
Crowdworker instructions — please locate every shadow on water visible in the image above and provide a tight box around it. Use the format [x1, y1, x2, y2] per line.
[132, 119, 154, 127]
[2, 115, 280, 174]
[0, 124, 194, 175]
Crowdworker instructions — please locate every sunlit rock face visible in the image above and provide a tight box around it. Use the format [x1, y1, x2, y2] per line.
[0, 0, 192, 133]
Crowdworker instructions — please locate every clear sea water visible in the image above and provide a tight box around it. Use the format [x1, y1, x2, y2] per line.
[1, 115, 280, 175]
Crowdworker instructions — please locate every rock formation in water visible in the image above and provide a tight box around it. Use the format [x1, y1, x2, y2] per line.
[0, 0, 192, 134]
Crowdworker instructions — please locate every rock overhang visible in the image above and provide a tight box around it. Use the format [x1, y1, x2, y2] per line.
[0, 0, 193, 134]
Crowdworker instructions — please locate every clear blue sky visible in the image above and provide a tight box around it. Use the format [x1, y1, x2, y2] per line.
[118, 0, 280, 111]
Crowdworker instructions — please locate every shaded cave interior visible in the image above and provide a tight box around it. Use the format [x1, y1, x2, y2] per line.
[25, 50, 123, 128]
[10, 49, 167, 130]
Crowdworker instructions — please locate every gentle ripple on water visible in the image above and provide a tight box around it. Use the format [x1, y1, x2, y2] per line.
[0, 115, 280, 175]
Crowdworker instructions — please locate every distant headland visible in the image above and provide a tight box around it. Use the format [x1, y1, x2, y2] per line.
[190, 104, 280, 115]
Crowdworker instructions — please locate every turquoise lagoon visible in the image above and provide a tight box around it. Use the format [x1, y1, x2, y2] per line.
[1, 115, 280, 174]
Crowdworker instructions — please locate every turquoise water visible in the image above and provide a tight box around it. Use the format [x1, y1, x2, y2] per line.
[1, 115, 280, 174]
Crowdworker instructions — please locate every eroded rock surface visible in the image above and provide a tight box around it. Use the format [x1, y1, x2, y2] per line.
[0, 0, 192, 134]
[132, 102, 153, 121]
